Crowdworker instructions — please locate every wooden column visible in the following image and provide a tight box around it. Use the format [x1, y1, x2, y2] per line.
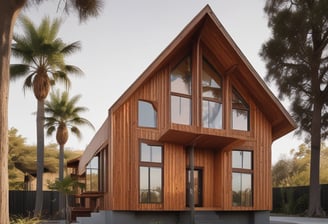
[188, 145, 195, 224]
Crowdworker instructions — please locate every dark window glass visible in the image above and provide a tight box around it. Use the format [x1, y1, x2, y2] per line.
[232, 150, 253, 207]
[139, 143, 163, 203]
[232, 88, 249, 131]
[170, 56, 192, 125]
[202, 59, 222, 129]
[232, 173, 252, 206]
[138, 100, 157, 128]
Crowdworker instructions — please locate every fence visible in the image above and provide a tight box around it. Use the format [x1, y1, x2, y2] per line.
[272, 184, 328, 214]
[9, 191, 59, 218]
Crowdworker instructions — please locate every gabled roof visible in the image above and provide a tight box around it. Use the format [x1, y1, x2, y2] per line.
[110, 4, 296, 140]
[79, 5, 296, 174]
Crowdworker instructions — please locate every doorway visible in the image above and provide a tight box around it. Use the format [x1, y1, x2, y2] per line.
[186, 168, 203, 207]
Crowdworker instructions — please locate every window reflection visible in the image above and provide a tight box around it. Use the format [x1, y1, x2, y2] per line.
[170, 56, 192, 125]
[86, 156, 99, 192]
[232, 151, 252, 169]
[170, 56, 192, 95]
[171, 95, 191, 125]
[139, 143, 163, 203]
[202, 100, 222, 128]
[232, 150, 253, 207]
[202, 58, 222, 129]
[232, 88, 249, 131]
[232, 173, 252, 206]
[138, 100, 157, 128]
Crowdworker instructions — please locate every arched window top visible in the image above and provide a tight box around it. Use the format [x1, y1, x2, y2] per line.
[170, 56, 192, 95]
[138, 100, 157, 128]
[202, 59, 222, 100]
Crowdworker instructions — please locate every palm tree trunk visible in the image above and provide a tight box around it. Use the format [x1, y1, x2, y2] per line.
[34, 99, 45, 216]
[59, 144, 65, 219]
[0, 1, 25, 223]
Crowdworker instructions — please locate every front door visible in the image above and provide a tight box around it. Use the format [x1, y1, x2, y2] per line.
[186, 168, 203, 207]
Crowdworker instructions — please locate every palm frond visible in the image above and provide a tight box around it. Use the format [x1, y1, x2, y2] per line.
[10, 64, 31, 80]
[60, 41, 81, 55]
[71, 0, 104, 22]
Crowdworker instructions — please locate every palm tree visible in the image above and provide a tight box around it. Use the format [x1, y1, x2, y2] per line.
[1, 2, 103, 223]
[44, 90, 94, 218]
[48, 175, 85, 223]
[10, 16, 83, 216]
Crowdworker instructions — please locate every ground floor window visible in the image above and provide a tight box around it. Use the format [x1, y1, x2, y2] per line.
[86, 156, 99, 192]
[139, 142, 163, 203]
[232, 150, 253, 206]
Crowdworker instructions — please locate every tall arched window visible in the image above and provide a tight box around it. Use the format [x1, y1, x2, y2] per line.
[202, 58, 222, 129]
[170, 56, 192, 125]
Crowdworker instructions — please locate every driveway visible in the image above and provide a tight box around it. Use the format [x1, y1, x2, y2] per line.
[270, 216, 328, 224]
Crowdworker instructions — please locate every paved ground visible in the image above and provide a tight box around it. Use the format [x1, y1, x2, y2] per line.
[270, 216, 328, 224]
[40, 217, 328, 224]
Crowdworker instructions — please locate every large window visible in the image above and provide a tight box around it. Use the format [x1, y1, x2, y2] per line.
[86, 156, 99, 192]
[232, 88, 249, 131]
[202, 59, 222, 129]
[170, 56, 192, 125]
[232, 150, 253, 206]
[139, 142, 163, 203]
[138, 100, 157, 128]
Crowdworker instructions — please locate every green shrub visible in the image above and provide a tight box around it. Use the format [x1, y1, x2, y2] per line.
[10, 215, 41, 224]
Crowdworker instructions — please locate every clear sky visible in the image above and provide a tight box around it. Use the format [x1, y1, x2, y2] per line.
[9, 0, 304, 164]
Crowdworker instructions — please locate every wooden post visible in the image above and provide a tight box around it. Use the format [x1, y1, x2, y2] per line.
[188, 145, 195, 224]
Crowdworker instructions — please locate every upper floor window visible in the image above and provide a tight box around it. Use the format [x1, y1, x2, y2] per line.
[232, 150, 253, 207]
[170, 56, 192, 125]
[232, 88, 249, 131]
[86, 156, 99, 192]
[202, 58, 222, 129]
[138, 100, 157, 128]
[139, 142, 163, 203]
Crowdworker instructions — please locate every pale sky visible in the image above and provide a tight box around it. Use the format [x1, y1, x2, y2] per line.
[9, 0, 304, 164]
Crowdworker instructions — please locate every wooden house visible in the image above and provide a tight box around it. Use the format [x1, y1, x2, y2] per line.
[74, 5, 296, 224]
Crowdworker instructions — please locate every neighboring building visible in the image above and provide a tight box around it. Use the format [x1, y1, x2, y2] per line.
[74, 5, 296, 224]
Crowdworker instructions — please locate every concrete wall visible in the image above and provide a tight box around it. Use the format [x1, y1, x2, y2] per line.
[101, 210, 270, 224]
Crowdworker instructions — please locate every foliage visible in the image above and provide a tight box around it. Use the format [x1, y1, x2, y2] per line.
[260, 0, 328, 139]
[0, 1, 103, 223]
[8, 127, 82, 190]
[48, 175, 85, 223]
[261, 0, 328, 216]
[48, 175, 85, 195]
[11, 16, 83, 98]
[10, 215, 41, 224]
[272, 143, 328, 187]
[44, 89, 94, 145]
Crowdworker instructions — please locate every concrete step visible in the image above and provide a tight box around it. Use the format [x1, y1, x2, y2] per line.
[195, 211, 222, 224]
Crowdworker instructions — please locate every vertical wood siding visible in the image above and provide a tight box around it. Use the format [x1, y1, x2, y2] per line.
[108, 63, 274, 211]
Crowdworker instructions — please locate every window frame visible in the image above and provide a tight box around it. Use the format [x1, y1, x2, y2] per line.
[85, 156, 100, 192]
[231, 88, 250, 131]
[170, 55, 192, 125]
[232, 150, 253, 207]
[138, 100, 157, 128]
[139, 141, 163, 204]
[201, 57, 223, 129]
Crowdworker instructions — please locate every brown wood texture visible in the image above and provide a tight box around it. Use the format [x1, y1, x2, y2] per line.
[86, 6, 295, 212]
